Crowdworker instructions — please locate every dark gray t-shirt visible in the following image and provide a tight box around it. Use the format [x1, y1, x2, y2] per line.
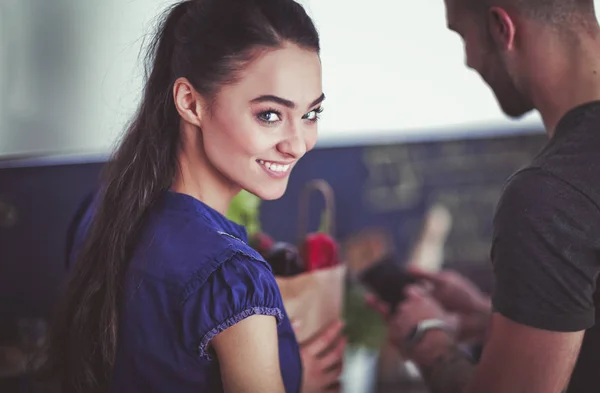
[491, 101, 600, 393]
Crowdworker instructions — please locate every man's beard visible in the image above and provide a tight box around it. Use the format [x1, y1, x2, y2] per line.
[485, 53, 535, 118]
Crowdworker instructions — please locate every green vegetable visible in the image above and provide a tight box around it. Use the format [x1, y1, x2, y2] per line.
[343, 282, 387, 350]
[227, 190, 262, 235]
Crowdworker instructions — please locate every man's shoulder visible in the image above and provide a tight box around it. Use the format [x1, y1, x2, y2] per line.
[494, 162, 600, 257]
[498, 167, 573, 212]
[531, 103, 600, 206]
[500, 130, 600, 213]
[494, 165, 600, 241]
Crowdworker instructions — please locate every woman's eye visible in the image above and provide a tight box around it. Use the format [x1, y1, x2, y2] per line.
[304, 111, 317, 120]
[257, 111, 281, 123]
[303, 107, 323, 121]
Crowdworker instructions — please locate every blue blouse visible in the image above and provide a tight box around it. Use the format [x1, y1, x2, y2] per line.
[69, 191, 302, 393]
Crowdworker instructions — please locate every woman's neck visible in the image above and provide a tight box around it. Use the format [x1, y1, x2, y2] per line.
[172, 140, 240, 216]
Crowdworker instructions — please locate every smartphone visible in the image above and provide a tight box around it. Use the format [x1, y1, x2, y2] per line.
[359, 255, 418, 309]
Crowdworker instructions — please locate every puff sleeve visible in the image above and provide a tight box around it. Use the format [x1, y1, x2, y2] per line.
[180, 253, 285, 361]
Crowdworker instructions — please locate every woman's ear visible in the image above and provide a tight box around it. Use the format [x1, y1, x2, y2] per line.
[173, 77, 203, 127]
[488, 6, 516, 51]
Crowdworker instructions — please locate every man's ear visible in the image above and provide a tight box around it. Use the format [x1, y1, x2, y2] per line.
[173, 77, 203, 127]
[488, 7, 516, 50]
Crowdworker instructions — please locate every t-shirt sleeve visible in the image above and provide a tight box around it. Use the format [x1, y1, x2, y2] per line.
[181, 253, 285, 360]
[491, 168, 600, 332]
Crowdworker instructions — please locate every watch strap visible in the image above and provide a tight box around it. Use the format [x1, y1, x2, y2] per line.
[404, 318, 452, 351]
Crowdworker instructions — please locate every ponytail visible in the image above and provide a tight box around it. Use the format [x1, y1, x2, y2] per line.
[42, 2, 190, 392]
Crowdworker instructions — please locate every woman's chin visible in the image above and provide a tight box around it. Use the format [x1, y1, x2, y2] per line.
[245, 182, 288, 201]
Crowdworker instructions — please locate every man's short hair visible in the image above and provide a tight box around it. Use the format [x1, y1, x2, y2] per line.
[468, 0, 595, 24]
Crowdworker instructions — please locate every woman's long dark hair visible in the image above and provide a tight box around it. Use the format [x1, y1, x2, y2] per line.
[42, 1, 319, 391]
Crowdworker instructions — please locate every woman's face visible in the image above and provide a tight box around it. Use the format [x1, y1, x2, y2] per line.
[199, 43, 323, 201]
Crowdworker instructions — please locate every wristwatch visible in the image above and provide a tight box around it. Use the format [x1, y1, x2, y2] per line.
[404, 319, 453, 352]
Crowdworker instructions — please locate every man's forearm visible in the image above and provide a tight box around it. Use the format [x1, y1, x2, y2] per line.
[458, 306, 492, 343]
[418, 344, 474, 393]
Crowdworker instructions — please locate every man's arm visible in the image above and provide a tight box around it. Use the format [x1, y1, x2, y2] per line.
[383, 293, 584, 393]
[383, 169, 598, 393]
[465, 314, 583, 393]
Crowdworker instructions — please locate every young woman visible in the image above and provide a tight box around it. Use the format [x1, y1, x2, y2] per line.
[44, 1, 344, 392]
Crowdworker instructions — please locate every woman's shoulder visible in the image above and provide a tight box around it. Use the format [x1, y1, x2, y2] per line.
[132, 192, 274, 298]
[179, 249, 285, 361]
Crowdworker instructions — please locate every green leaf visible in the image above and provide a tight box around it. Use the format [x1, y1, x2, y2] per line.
[227, 190, 262, 234]
[342, 282, 387, 349]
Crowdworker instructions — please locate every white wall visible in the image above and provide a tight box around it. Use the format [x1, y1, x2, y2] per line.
[3, 0, 596, 157]
[0, 0, 174, 157]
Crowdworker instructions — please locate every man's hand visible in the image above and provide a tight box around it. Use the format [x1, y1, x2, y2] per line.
[367, 286, 473, 393]
[406, 268, 491, 343]
[367, 285, 454, 363]
[407, 267, 490, 315]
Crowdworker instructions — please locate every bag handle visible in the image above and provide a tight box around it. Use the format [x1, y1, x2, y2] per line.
[297, 179, 336, 242]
